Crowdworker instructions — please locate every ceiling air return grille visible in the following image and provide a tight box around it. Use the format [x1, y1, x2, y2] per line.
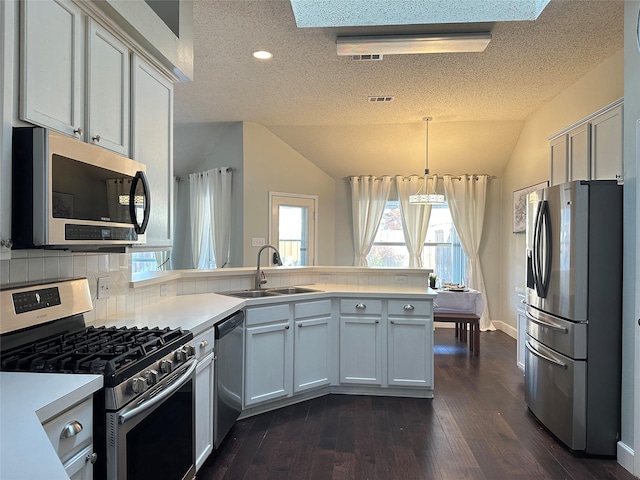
[368, 96, 394, 103]
[350, 54, 383, 61]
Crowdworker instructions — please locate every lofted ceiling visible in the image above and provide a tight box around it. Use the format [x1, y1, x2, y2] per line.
[173, 0, 623, 179]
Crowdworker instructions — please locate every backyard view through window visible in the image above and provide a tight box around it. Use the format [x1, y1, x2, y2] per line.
[367, 201, 467, 284]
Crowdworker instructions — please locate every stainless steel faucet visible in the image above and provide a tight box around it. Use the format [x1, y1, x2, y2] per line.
[255, 244, 283, 289]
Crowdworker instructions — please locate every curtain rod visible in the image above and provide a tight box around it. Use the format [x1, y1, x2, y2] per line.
[176, 167, 233, 181]
[346, 174, 494, 181]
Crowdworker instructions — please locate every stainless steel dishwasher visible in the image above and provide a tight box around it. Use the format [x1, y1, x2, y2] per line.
[213, 310, 245, 448]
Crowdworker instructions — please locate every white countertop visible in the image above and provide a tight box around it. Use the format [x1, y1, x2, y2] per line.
[0, 372, 103, 480]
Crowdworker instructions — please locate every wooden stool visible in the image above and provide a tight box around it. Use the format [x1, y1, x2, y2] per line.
[434, 313, 480, 356]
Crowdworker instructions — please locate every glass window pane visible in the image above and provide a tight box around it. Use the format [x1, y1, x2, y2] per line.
[278, 205, 308, 266]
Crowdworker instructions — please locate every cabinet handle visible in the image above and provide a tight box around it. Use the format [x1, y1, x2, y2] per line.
[298, 323, 303, 327]
[285, 325, 290, 329]
[403, 304, 414, 311]
[0, 238, 12, 248]
[73, 127, 83, 136]
[390, 320, 395, 324]
[86, 453, 98, 464]
[92, 134, 101, 142]
[375, 320, 379, 324]
[199, 340, 209, 348]
[355, 303, 366, 310]
[60, 420, 83, 439]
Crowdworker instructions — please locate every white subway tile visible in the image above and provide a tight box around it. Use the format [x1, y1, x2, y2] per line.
[59, 257, 73, 278]
[10, 250, 27, 259]
[28, 257, 45, 281]
[207, 278, 220, 293]
[0, 260, 10, 286]
[97, 254, 109, 273]
[196, 279, 209, 294]
[73, 255, 87, 277]
[44, 257, 60, 279]
[182, 280, 196, 295]
[86, 255, 99, 276]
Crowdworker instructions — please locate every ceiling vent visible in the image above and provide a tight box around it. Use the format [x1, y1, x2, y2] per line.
[368, 96, 394, 103]
[350, 54, 383, 61]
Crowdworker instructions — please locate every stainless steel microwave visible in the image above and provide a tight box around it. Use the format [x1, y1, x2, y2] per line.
[12, 127, 150, 249]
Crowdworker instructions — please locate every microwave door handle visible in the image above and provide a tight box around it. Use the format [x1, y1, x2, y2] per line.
[129, 171, 151, 234]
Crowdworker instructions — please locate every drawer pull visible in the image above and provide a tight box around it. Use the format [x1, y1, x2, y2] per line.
[86, 453, 98, 464]
[355, 303, 366, 310]
[375, 320, 380, 324]
[285, 325, 290, 330]
[390, 320, 395, 324]
[60, 420, 83, 439]
[403, 304, 415, 311]
[199, 340, 209, 348]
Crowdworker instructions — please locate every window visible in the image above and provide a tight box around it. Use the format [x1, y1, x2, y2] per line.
[131, 250, 172, 273]
[367, 201, 467, 284]
[269, 193, 317, 266]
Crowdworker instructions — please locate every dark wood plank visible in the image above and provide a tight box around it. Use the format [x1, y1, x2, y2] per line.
[197, 329, 636, 480]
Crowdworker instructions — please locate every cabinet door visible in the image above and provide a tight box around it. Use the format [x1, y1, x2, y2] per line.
[339, 316, 382, 385]
[20, 0, 84, 138]
[64, 445, 94, 480]
[195, 352, 214, 471]
[387, 317, 433, 387]
[131, 55, 174, 247]
[567, 123, 590, 181]
[590, 104, 623, 182]
[87, 20, 129, 156]
[294, 315, 331, 393]
[549, 135, 568, 186]
[245, 321, 292, 406]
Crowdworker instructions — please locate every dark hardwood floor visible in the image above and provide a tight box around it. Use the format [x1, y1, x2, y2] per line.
[197, 329, 635, 480]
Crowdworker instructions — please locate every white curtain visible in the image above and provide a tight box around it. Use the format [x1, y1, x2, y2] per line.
[189, 172, 210, 269]
[395, 175, 435, 267]
[349, 176, 392, 266]
[443, 174, 495, 331]
[209, 168, 233, 268]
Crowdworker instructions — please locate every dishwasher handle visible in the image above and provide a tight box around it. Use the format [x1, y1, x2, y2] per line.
[215, 310, 245, 339]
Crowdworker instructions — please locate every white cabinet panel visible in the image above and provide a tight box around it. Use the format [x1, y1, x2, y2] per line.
[567, 123, 590, 181]
[195, 351, 214, 471]
[132, 55, 174, 247]
[65, 445, 94, 480]
[87, 20, 129, 155]
[294, 315, 330, 393]
[590, 104, 623, 181]
[550, 135, 568, 186]
[21, 0, 84, 138]
[339, 316, 382, 385]
[387, 317, 433, 387]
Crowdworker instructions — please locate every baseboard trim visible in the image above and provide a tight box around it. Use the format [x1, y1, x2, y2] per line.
[492, 320, 517, 339]
[617, 441, 635, 474]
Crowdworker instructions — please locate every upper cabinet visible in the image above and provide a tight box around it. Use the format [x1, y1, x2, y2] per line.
[549, 100, 623, 186]
[132, 55, 174, 247]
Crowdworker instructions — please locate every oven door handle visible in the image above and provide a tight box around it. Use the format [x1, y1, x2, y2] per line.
[118, 359, 196, 425]
[525, 340, 568, 370]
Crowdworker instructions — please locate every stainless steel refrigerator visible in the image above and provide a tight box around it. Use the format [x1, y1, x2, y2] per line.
[524, 180, 623, 456]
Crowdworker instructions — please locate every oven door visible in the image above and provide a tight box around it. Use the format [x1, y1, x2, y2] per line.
[107, 359, 196, 480]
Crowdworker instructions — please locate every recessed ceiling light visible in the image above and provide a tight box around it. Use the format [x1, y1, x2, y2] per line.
[252, 50, 273, 60]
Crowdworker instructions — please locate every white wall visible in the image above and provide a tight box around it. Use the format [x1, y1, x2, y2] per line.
[242, 122, 336, 266]
[499, 49, 623, 335]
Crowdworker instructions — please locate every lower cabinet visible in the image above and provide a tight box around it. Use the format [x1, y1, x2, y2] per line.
[387, 300, 433, 387]
[193, 327, 215, 472]
[293, 299, 332, 393]
[516, 289, 526, 372]
[64, 445, 95, 480]
[245, 304, 292, 407]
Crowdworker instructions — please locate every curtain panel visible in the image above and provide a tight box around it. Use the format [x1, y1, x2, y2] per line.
[395, 175, 435, 267]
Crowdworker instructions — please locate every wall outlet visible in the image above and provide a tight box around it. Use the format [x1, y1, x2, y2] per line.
[160, 284, 168, 296]
[395, 275, 408, 284]
[251, 237, 266, 247]
[97, 276, 111, 299]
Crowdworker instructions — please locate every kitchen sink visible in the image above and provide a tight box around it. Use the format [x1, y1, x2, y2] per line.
[223, 289, 281, 298]
[266, 287, 319, 295]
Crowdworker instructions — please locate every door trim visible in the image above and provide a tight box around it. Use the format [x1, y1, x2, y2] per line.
[268, 191, 318, 266]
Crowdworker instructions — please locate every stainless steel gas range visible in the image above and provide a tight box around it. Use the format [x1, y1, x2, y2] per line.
[0, 278, 196, 480]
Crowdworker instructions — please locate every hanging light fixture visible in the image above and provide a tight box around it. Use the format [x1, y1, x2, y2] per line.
[409, 117, 445, 204]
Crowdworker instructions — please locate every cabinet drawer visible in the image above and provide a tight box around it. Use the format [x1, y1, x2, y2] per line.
[194, 328, 214, 359]
[246, 304, 290, 326]
[295, 299, 331, 319]
[388, 300, 432, 316]
[43, 398, 93, 464]
[340, 299, 382, 315]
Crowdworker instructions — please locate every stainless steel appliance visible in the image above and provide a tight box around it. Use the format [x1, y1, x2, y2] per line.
[12, 127, 150, 249]
[213, 310, 244, 448]
[524, 180, 623, 455]
[0, 278, 196, 480]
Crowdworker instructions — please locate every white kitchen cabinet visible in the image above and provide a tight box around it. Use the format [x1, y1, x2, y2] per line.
[339, 299, 383, 385]
[516, 289, 526, 372]
[193, 327, 214, 471]
[20, 0, 85, 138]
[293, 299, 331, 393]
[42, 397, 95, 480]
[387, 300, 433, 388]
[590, 103, 623, 182]
[87, 20, 130, 156]
[549, 135, 568, 186]
[567, 123, 590, 182]
[131, 54, 174, 247]
[245, 304, 292, 406]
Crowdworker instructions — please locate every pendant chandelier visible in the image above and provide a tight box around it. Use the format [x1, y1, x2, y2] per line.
[409, 117, 445, 204]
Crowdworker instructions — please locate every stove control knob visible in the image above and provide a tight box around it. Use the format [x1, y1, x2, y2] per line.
[145, 369, 159, 386]
[130, 377, 148, 394]
[186, 344, 195, 357]
[159, 359, 173, 374]
[174, 349, 186, 363]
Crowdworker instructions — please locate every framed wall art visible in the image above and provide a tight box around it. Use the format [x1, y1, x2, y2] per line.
[512, 181, 548, 233]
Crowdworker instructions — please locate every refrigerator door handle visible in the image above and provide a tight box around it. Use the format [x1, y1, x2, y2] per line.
[532, 201, 544, 297]
[540, 200, 552, 298]
[525, 310, 568, 333]
[525, 340, 568, 370]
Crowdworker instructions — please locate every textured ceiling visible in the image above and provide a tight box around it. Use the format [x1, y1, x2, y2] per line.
[173, 0, 623, 179]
